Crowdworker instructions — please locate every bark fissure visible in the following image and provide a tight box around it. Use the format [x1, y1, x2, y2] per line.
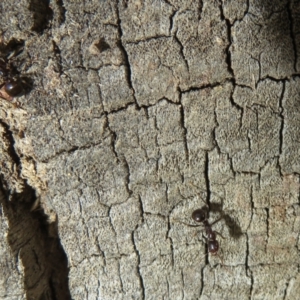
[179, 102, 189, 163]
[0, 183, 71, 300]
[287, 0, 298, 72]
[132, 231, 145, 300]
[278, 80, 285, 176]
[116, 1, 137, 104]
[219, 0, 234, 78]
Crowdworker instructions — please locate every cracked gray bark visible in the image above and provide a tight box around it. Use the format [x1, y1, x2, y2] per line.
[0, 0, 300, 299]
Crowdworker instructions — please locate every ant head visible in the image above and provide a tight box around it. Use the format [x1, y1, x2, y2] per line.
[192, 208, 207, 223]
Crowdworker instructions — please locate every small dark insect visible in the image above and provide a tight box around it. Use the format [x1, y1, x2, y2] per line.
[174, 205, 224, 257]
[4, 78, 24, 97]
[0, 58, 25, 100]
[191, 207, 223, 255]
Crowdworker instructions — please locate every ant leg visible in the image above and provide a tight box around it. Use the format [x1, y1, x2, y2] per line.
[171, 218, 203, 228]
[194, 228, 205, 239]
[210, 217, 225, 239]
[187, 182, 209, 206]
[214, 250, 224, 266]
[210, 216, 223, 226]
[214, 231, 225, 239]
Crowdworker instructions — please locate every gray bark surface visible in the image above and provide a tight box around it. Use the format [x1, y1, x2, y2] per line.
[0, 0, 300, 299]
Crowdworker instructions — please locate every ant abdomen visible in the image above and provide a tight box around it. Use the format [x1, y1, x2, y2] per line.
[5, 79, 24, 97]
[208, 240, 219, 255]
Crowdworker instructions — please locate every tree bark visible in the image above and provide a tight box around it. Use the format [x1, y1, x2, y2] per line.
[0, 0, 300, 299]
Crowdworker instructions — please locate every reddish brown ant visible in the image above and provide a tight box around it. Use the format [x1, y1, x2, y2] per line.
[173, 202, 224, 257]
[0, 58, 25, 101]
[190, 207, 223, 256]
[0, 39, 31, 102]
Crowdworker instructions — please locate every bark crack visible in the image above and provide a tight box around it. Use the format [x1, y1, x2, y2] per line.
[218, 0, 234, 78]
[287, 0, 298, 72]
[179, 101, 189, 163]
[0, 183, 71, 300]
[278, 81, 285, 177]
[132, 216, 145, 298]
[173, 34, 189, 73]
[116, 1, 138, 105]
[204, 152, 211, 208]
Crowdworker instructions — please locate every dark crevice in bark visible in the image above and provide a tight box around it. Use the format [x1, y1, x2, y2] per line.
[0, 117, 71, 299]
[166, 278, 170, 300]
[221, 0, 249, 25]
[167, 220, 175, 268]
[247, 135, 252, 152]
[199, 265, 205, 297]
[38, 142, 115, 164]
[246, 234, 254, 299]
[204, 152, 211, 209]
[0, 120, 21, 178]
[54, 0, 66, 25]
[265, 208, 270, 243]
[198, 0, 203, 20]
[162, 0, 174, 7]
[246, 185, 254, 299]
[173, 34, 189, 73]
[212, 109, 221, 153]
[116, 2, 138, 105]
[180, 270, 184, 299]
[227, 155, 237, 178]
[278, 81, 285, 177]
[125, 35, 172, 45]
[29, 0, 53, 33]
[258, 75, 292, 84]
[138, 194, 145, 224]
[287, 1, 298, 72]
[169, 9, 177, 34]
[132, 195, 145, 299]
[156, 96, 179, 105]
[52, 40, 63, 75]
[118, 260, 125, 294]
[0, 184, 71, 300]
[181, 80, 225, 93]
[229, 82, 244, 130]
[282, 280, 289, 300]
[121, 155, 133, 197]
[179, 101, 189, 163]
[105, 117, 120, 162]
[102, 98, 136, 114]
[218, 1, 234, 78]
[255, 56, 261, 85]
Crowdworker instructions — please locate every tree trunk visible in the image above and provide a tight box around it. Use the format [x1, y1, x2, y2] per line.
[0, 0, 300, 299]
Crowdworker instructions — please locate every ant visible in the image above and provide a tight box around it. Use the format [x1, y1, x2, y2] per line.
[190, 207, 223, 256]
[0, 57, 25, 101]
[0, 38, 31, 102]
[173, 204, 224, 257]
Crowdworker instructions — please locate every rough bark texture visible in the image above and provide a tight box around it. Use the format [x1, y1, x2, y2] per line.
[0, 0, 300, 299]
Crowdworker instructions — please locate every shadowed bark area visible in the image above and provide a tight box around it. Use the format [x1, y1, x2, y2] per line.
[0, 0, 300, 299]
[0, 108, 70, 299]
[0, 184, 71, 300]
